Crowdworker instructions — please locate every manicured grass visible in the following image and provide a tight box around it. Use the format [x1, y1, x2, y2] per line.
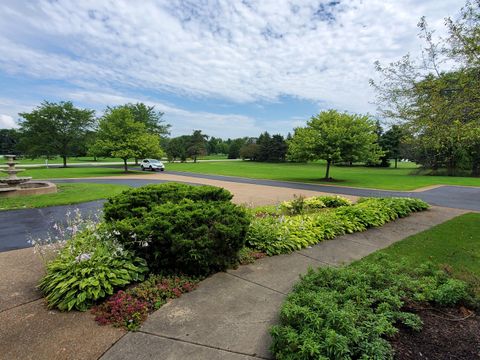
[166, 161, 480, 190]
[196, 154, 228, 160]
[0, 183, 130, 211]
[9, 167, 145, 179]
[363, 213, 480, 295]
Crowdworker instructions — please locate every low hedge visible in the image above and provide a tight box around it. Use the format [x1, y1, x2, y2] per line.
[247, 197, 429, 255]
[270, 259, 474, 359]
[103, 183, 233, 221]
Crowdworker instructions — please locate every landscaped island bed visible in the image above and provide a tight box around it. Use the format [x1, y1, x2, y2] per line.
[34, 183, 430, 330]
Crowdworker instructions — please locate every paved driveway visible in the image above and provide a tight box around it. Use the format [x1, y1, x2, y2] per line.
[1, 172, 478, 252]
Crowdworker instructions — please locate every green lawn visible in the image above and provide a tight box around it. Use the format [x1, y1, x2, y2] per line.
[363, 212, 480, 295]
[0, 183, 130, 211]
[196, 154, 229, 160]
[165, 161, 480, 190]
[12, 167, 145, 179]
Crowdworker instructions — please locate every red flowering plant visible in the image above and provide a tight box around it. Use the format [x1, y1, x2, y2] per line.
[92, 274, 200, 330]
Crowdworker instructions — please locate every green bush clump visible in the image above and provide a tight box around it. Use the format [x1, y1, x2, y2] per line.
[103, 183, 233, 221]
[280, 195, 351, 216]
[316, 195, 352, 208]
[271, 259, 474, 360]
[39, 226, 148, 311]
[109, 199, 251, 275]
[247, 197, 429, 255]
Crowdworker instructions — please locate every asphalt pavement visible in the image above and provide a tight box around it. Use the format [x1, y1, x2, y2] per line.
[0, 171, 478, 252]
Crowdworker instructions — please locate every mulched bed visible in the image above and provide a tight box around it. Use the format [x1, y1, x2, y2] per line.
[391, 305, 480, 360]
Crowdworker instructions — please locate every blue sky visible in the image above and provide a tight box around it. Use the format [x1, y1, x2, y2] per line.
[0, 0, 461, 138]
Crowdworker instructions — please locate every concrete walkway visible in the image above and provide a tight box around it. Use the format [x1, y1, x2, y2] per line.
[101, 206, 467, 360]
[0, 247, 125, 360]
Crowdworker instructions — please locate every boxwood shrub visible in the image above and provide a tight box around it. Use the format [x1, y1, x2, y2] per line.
[106, 183, 251, 276]
[103, 183, 233, 221]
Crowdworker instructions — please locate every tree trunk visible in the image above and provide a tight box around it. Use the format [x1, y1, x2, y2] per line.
[123, 158, 128, 173]
[93, 156, 97, 162]
[472, 159, 480, 177]
[194, 156, 197, 163]
[394, 158, 398, 169]
[62, 155, 67, 168]
[325, 159, 331, 179]
[135, 157, 139, 165]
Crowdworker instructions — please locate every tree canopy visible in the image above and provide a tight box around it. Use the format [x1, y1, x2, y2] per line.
[18, 101, 95, 167]
[288, 110, 381, 179]
[371, 1, 480, 176]
[92, 107, 163, 172]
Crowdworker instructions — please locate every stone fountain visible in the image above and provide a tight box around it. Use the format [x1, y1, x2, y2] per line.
[0, 155, 57, 197]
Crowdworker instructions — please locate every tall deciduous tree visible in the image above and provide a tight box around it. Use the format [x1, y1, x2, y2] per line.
[165, 136, 189, 162]
[0, 129, 20, 155]
[288, 110, 381, 179]
[187, 130, 207, 163]
[93, 107, 163, 172]
[380, 125, 406, 168]
[18, 101, 95, 167]
[371, 2, 480, 176]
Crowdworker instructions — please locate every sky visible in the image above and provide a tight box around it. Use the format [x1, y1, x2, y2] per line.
[0, 0, 462, 138]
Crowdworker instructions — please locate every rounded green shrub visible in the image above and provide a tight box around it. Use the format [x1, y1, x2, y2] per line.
[109, 199, 251, 276]
[103, 183, 233, 221]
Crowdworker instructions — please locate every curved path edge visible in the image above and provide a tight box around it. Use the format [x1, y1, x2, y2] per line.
[101, 206, 468, 360]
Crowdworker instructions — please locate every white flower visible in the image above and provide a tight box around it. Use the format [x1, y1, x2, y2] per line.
[75, 253, 91, 262]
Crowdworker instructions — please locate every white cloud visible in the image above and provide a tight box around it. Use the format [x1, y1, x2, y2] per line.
[0, 114, 16, 128]
[0, 0, 462, 133]
[68, 89, 288, 138]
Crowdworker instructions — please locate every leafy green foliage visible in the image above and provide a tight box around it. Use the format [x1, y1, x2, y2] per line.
[105, 183, 250, 276]
[92, 107, 164, 172]
[316, 195, 352, 208]
[103, 183, 232, 221]
[270, 259, 475, 360]
[92, 274, 199, 330]
[288, 110, 383, 179]
[17, 101, 95, 167]
[372, 3, 480, 176]
[247, 197, 429, 255]
[109, 199, 250, 275]
[237, 247, 267, 265]
[38, 226, 148, 311]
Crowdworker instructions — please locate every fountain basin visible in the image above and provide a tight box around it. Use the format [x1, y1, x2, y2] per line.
[0, 181, 57, 198]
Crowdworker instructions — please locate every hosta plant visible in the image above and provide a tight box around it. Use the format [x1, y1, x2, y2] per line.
[38, 224, 148, 311]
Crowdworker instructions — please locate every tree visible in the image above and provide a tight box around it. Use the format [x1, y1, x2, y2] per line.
[17, 101, 95, 167]
[380, 125, 406, 168]
[0, 129, 20, 155]
[256, 132, 272, 161]
[239, 138, 259, 160]
[288, 110, 381, 180]
[371, 2, 480, 176]
[270, 134, 288, 161]
[187, 130, 208, 163]
[228, 138, 246, 159]
[106, 103, 170, 164]
[92, 107, 163, 172]
[165, 136, 189, 162]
